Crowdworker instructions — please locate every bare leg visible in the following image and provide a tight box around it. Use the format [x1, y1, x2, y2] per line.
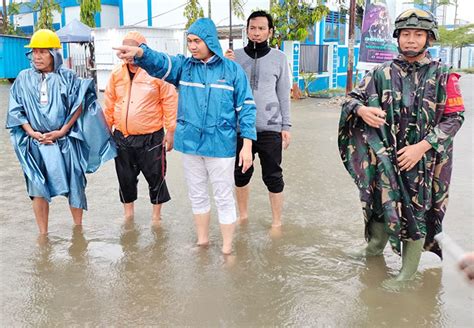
[220, 223, 236, 255]
[123, 202, 134, 221]
[151, 203, 162, 226]
[194, 211, 211, 246]
[69, 206, 83, 226]
[235, 185, 250, 223]
[269, 191, 283, 227]
[32, 197, 49, 234]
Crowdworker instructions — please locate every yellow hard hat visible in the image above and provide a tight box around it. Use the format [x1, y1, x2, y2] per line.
[25, 29, 62, 49]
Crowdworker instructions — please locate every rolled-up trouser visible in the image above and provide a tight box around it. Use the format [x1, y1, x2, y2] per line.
[113, 129, 170, 205]
[182, 154, 236, 224]
[234, 131, 284, 193]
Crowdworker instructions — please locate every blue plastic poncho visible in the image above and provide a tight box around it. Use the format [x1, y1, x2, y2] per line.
[6, 50, 116, 209]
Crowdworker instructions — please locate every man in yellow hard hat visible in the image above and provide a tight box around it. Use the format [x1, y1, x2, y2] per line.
[6, 29, 116, 236]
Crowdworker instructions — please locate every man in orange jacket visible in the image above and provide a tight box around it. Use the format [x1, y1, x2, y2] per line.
[104, 31, 178, 224]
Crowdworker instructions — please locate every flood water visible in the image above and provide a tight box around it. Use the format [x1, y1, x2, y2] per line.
[0, 76, 473, 327]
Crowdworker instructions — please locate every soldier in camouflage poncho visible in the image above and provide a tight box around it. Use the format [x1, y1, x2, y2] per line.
[338, 9, 465, 283]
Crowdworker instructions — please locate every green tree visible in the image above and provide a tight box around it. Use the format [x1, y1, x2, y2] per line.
[438, 24, 474, 68]
[79, 0, 101, 28]
[230, 0, 245, 20]
[31, 0, 62, 31]
[184, 0, 204, 29]
[269, 0, 329, 48]
[2, 0, 21, 35]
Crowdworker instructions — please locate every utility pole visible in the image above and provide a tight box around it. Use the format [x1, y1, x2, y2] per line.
[430, 0, 437, 14]
[450, 0, 458, 66]
[346, 0, 356, 94]
[208, 0, 211, 18]
[2, 0, 7, 34]
[229, 0, 233, 49]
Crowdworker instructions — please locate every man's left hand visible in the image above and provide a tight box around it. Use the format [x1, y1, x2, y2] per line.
[397, 140, 432, 171]
[282, 131, 291, 150]
[239, 139, 253, 173]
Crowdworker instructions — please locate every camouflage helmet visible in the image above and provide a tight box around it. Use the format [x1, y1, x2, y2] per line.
[393, 9, 439, 41]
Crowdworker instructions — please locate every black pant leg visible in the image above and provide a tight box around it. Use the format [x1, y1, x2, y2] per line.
[136, 130, 171, 205]
[114, 131, 140, 203]
[234, 135, 256, 187]
[256, 132, 284, 193]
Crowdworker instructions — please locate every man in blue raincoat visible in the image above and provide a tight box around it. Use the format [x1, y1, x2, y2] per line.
[6, 29, 116, 235]
[114, 18, 257, 254]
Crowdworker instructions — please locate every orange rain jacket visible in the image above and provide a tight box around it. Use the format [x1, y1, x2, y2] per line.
[104, 63, 178, 137]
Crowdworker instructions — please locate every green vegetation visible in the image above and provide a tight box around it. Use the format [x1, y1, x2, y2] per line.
[184, 0, 204, 29]
[458, 67, 474, 74]
[309, 88, 346, 98]
[269, 0, 329, 48]
[80, 0, 101, 28]
[31, 0, 62, 31]
[1, 0, 21, 35]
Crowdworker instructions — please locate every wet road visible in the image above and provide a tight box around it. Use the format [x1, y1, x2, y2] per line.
[0, 75, 473, 327]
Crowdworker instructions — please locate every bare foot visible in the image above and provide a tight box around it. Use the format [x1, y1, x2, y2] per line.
[222, 244, 233, 255]
[151, 218, 161, 228]
[271, 221, 282, 228]
[37, 234, 50, 247]
[196, 240, 209, 247]
[238, 217, 248, 225]
[269, 225, 283, 239]
[222, 254, 236, 268]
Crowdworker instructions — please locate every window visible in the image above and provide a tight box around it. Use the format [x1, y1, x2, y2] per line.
[300, 44, 329, 73]
[324, 11, 346, 44]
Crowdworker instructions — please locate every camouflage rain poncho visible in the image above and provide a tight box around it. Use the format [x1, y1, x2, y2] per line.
[338, 54, 464, 257]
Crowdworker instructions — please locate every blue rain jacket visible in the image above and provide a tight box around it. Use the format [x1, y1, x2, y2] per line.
[135, 18, 256, 158]
[6, 50, 116, 209]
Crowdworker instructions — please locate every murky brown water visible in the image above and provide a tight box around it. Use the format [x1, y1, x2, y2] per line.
[0, 76, 473, 327]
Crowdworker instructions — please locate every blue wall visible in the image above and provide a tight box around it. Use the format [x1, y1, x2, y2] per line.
[298, 10, 362, 93]
[0, 35, 31, 79]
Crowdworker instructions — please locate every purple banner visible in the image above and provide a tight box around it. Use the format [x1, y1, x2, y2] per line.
[357, 0, 398, 70]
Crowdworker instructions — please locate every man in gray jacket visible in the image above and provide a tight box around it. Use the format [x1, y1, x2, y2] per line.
[226, 10, 291, 228]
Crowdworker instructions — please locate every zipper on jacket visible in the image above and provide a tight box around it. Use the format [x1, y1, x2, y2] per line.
[252, 42, 257, 91]
[125, 73, 134, 134]
[201, 62, 209, 138]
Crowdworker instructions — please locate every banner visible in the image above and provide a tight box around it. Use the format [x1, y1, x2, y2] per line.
[357, 0, 398, 71]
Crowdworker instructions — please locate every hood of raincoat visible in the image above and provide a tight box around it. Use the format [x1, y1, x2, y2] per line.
[187, 18, 223, 60]
[27, 49, 63, 73]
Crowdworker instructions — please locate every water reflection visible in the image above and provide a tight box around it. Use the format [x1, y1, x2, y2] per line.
[68, 226, 88, 263]
[358, 261, 443, 326]
[24, 228, 101, 326]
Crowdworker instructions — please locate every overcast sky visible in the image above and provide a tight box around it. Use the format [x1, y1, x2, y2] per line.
[456, 0, 473, 23]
